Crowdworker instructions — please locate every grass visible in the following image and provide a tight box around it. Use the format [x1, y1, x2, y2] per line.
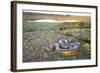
[23, 21, 62, 32]
[23, 21, 91, 62]
[23, 21, 90, 32]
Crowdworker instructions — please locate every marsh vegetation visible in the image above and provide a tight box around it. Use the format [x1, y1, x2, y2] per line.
[23, 12, 91, 62]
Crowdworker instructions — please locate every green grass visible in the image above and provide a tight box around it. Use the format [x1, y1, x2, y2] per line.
[23, 21, 62, 32]
[23, 21, 90, 32]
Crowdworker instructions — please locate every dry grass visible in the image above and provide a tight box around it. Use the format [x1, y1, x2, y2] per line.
[23, 12, 91, 62]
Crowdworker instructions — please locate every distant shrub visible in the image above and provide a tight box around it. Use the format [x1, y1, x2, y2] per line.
[79, 22, 90, 28]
